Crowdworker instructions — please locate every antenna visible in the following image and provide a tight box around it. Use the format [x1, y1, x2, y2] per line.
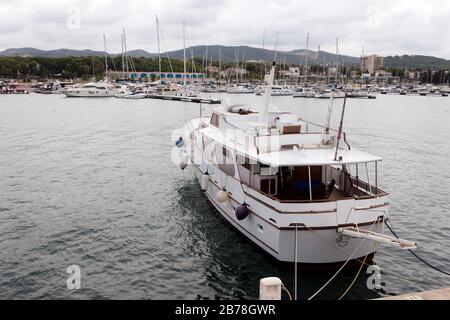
[334, 93, 348, 161]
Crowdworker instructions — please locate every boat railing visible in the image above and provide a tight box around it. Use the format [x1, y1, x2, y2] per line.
[326, 166, 387, 197]
[237, 166, 388, 206]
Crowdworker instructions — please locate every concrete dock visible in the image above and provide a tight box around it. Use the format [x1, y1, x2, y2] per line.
[378, 287, 450, 300]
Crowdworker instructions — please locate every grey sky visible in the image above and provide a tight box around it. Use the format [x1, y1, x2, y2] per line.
[1, 0, 449, 58]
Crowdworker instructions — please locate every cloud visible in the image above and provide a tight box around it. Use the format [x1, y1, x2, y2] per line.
[0, 0, 449, 58]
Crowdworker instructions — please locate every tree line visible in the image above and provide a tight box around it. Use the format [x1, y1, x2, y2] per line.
[0, 56, 449, 84]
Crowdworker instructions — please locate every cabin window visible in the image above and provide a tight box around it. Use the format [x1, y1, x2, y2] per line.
[261, 178, 277, 195]
[242, 157, 251, 170]
[211, 112, 219, 127]
[217, 145, 235, 176]
[237, 154, 251, 170]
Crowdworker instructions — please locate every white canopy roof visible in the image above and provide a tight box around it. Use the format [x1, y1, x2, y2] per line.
[201, 126, 382, 167]
[257, 148, 382, 167]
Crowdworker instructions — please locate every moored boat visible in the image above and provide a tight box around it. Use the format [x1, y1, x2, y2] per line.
[175, 62, 414, 265]
[64, 82, 116, 97]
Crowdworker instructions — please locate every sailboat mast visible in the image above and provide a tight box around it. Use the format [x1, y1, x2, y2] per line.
[205, 46, 208, 80]
[317, 45, 321, 82]
[123, 28, 129, 76]
[261, 28, 266, 81]
[236, 48, 239, 83]
[305, 33, 309, 85]
[91, 57, 95, 78]
[103, 34, 108, 80]
[183, 21, 187, 95]
[156, 15, 161, 80]
[121, 33, 125, 80]
[274, 32, 278, 83]
[218, 47, 221, 82]
[335, 38, 339, 84]
[241, 52, 245, 83]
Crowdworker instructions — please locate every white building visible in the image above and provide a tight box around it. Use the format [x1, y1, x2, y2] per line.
[361, 55, 384, 75]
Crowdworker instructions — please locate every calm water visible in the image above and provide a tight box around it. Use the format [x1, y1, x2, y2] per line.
[1, 92, 449, 300]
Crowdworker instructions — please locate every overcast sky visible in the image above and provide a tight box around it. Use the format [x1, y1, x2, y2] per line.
[1, 0, 449, 58]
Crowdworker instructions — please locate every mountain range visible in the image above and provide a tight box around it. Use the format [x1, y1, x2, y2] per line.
[1, 46, 450, 69]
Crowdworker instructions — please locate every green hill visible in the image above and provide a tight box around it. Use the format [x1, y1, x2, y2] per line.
[384, 55, 450, 70]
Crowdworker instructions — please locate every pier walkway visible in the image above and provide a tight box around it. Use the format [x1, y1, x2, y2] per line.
[378, 287, 450, 300]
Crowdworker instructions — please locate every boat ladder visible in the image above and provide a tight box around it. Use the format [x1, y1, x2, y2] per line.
[338, 226, 417, 250]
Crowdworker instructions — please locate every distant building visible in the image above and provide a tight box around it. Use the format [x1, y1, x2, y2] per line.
[246, 59, 270, 64]
[361, 55, 384, 75]
[279, 70, 296, 77]
[408, 71, 421, 81]
[375, 70, 392, 78]
[220, 67, 247, 77]
[206, 66, 220, 74]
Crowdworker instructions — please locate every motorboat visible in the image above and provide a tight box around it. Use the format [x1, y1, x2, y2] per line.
[175, 62, 415, 265]
[292, 87, 316, 98]
[226, 84, 254, 94]
[64, 82, 116, 97]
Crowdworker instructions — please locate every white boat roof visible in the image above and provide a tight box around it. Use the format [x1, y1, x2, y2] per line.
[201, 125, 382, 167]
[198, 103, 383, 167]
[257, 148, 382, 166]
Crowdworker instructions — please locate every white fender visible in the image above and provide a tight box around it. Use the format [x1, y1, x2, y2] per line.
[216, 190, 229, 203]
[200, 174, 210, 191]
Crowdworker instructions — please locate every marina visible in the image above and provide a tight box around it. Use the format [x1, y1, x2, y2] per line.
[1, 90, 449, 300]
[1, 0, 450, 305]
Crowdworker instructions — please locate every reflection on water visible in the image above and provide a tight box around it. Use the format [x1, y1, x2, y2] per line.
[0, 93, 449, 299]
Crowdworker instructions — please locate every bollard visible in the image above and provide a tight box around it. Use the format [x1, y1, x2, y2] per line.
[259, 277, 282, 300]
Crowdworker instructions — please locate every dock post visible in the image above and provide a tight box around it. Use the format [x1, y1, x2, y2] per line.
[259, 277, 282, 300]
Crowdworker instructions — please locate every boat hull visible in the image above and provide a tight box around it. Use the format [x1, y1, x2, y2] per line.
[64, 90, 116, 97]
[193, 164, 384, 265]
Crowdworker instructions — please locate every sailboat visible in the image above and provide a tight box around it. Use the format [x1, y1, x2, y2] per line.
[147, 21, 220, 104]
[176, 61, 415, 265]
[293, 33, 315, 98]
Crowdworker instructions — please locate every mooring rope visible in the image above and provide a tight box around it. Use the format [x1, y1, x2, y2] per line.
[384, 221, 450, 277]
[307, 220, 378, 300]
[338, 238, 379, 300]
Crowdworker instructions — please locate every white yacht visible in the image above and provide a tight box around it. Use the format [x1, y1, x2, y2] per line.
[64, 82, 116, 97]
[256, 85, 293, 96]
[347, 91, 377, 99]
[227, 84, 254, 94]
[315, 90, 346, 99]
[254, 85, 268, 96]
[270, 85, 293, 96]
[292, 87, 316, 98]
[176, 63, 415, 265]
